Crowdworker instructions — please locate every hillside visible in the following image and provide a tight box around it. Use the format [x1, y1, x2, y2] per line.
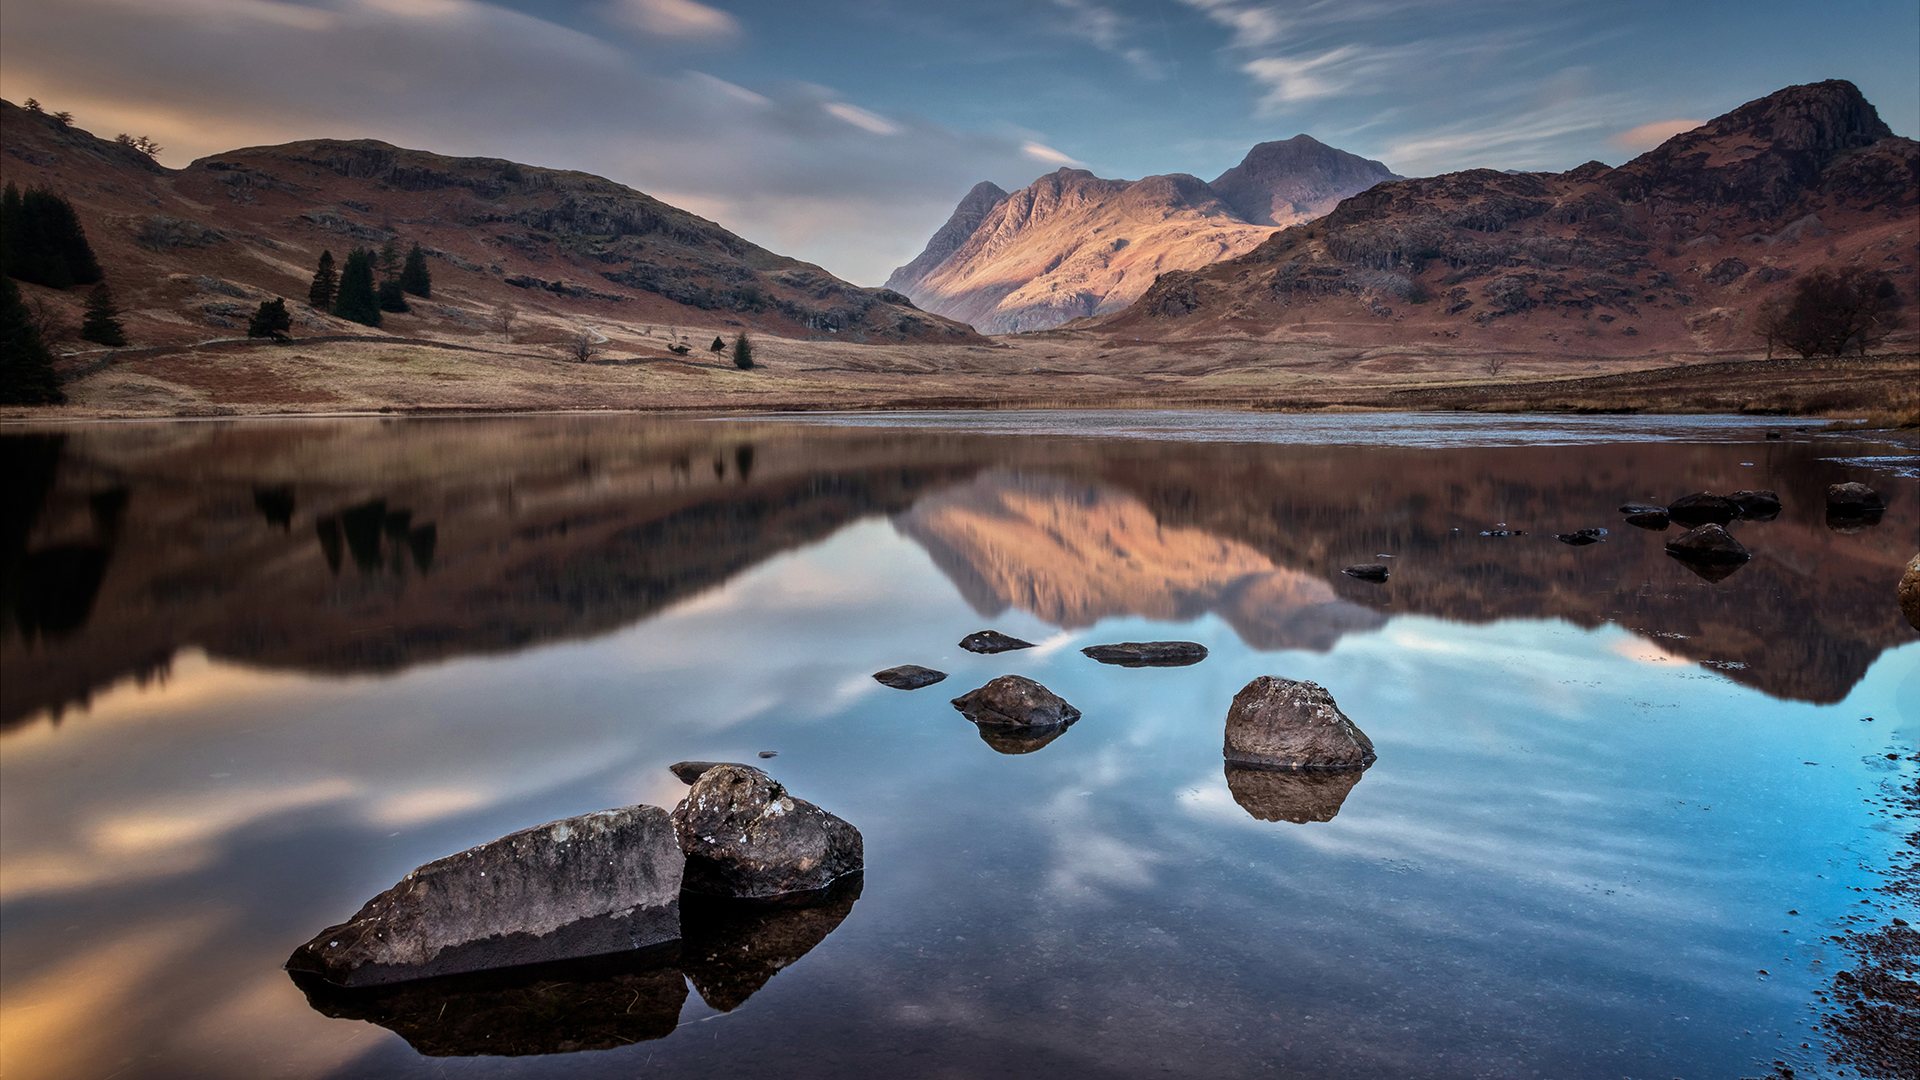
[0, 100, 988, 353]
[1104, 81, 1918, 359]
[887, 137, 1398, 334]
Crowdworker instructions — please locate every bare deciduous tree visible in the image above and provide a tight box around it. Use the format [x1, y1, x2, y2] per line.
[1755, 266, 1902, 358]
[1481, 355, 1508, 377]
[492, 302, 518, 341]
[567, 329, 601, 363]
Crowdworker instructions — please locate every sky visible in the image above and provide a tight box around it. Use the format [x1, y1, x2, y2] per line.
[2, 0, 1916, 285]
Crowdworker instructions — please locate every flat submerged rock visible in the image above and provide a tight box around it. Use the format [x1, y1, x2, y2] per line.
[959, 630, 1035, 654]
[1080, 641, 1208, 667]
[872, 664, 948, 690]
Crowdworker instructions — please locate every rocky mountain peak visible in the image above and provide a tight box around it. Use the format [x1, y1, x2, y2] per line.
[1209, 135, 1401, 226]
[1607, 80, 1897, 212]
[885, 180, 1009, 293]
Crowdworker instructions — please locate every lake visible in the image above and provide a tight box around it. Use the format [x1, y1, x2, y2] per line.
[1, 411, 1915, 1079]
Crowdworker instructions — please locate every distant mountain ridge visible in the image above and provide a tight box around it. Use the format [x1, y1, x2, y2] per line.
[886, 136, 1399, 334]
[1103, 80, 1917, 358]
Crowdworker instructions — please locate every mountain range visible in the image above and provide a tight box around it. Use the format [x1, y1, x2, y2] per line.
[886, 136, 1399, 333]
[1104, 80, 1916, 356]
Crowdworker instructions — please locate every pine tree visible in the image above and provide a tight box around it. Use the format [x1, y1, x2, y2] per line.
[377, 279, 410, 313]
[709, 335, 725, 352]
[307, 250, 337, 310]
[376, 239, 401, 283]
[79, 283, 126, 346]
[399, 243, 431, 298]
[732, 331, 754, 370]
[0, 274, 65, 405]
[3, 187, 103, 289]
[332, 248, 381, 327]
[247, 298, 292, 340]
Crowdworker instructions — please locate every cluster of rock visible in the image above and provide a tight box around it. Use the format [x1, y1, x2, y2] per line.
[287, 765, 862, 992]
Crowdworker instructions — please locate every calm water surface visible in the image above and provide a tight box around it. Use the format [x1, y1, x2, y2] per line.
[2, 412, 1916, 1080]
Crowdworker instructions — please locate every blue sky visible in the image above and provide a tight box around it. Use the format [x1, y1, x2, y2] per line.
[2, 0, 1915, 284]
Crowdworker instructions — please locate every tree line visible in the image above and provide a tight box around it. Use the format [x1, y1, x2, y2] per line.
[306, 240, 432, 329]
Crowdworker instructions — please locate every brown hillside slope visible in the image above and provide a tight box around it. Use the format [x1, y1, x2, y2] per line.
[1105, 81, 1917, 360]
[0, 100, 986, 350]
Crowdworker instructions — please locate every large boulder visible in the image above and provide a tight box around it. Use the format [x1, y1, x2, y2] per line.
[1223, 677, 1376, 770]
[1224, 762, 1367, 823]
[1080, 641, 1208, 667]
[959, 630, 1035, 654]
[1728, 489, 1782, 519]
[287, 806, 683, 987]
[1341, 563, 1390, 582]
[671, 765, 863, 899]
[1664, 523, 1750, 563]
[951, 675, 1081, 726]
[1667, 492, 1737, 525]
[872, 664, 947, 690]
[1901, 554, 1920, 632]
[1828, 482, 1886, 512]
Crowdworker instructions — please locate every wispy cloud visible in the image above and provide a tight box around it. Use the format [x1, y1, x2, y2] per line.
[1383, 90, 1635, 173]
[1022, 140, 1085, 167]
[600, 0, 738, 40]
[1050, 0, 1165, 79]
[824, 101, 904, 136]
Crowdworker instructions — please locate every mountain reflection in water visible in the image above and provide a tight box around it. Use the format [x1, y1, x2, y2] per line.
[1, 415, 1914, 730]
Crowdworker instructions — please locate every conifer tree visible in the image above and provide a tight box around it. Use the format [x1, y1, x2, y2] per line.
[307, 250, 337, 310]
[377, 279, 410, 313]
[1, 186, 102, 289]
[79, 283, 126, 346]
[709, 335, 725, 352]
[247, 298, 292, 341]
[0, 274, 65, 405]
[732, 331, 754, 370]
[377, 239, 402, 283]
[398, 243, 431, 298]
[332, 248, 381, 327]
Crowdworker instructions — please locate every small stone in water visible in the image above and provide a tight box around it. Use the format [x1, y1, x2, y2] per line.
[758, 751, 777, 759]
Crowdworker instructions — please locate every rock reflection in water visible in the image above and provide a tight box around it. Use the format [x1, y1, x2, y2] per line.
[680, 873, 863, 1011]
[976, 721, 1075, 755]
[290, 944, 688, 1057]
[290, 876, 862, 1053]
[1224, 762, 1368, 823]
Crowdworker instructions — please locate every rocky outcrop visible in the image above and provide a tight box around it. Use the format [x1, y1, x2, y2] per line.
[1900, 554, 1920, 631]
[669, 760, 752, 784]
[1729, 490, 1783, 519]
[287, 806, 683, 987]
[1667, 492, 1737, 525]
[1223, 677, 1376, 770]
[1224, 762, 1366, 823]
[1080, 641, 1208, 667]
[872, 664, 948, 689]
[959, 630, 1034, 654]
[1665, 523, 1751, 564]
[887, 137, 1395, 334]
[951, 675, 1081, 726]
[671, 765, 863, 899]
[1829, 482, 1886, 511]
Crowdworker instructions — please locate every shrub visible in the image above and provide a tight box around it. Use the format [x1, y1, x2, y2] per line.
[248, 298, 292, 341]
